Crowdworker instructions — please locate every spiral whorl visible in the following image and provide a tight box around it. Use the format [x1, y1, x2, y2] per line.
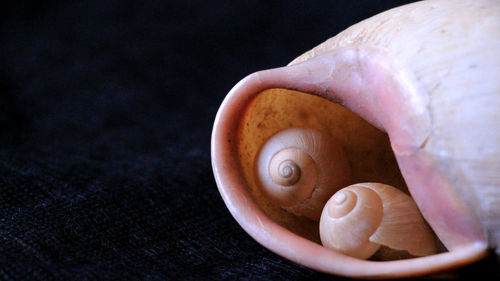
[269, 148, 312, 187]
[320, 183, 438, 259]
[326, 189, 357, 219]
[255, 128, 350, 220]
[320, 185, 383, 259]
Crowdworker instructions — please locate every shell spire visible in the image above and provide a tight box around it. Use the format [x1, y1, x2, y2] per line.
[255, 128, 350, 221]
[320, 183, 438, 259]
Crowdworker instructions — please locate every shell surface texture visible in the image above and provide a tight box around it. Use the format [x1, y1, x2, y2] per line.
[211, 0, 500, 278]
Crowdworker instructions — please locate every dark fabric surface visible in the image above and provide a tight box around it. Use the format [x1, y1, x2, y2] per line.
[0, 0, 497, 280]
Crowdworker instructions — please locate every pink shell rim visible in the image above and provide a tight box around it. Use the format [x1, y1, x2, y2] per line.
[210, 69, 488, 279]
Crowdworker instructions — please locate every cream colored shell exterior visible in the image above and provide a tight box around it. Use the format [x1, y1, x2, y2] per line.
[292, 0, 500, 254]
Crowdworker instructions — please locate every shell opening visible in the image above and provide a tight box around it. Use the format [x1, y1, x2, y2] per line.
[235, 88, 444, 258]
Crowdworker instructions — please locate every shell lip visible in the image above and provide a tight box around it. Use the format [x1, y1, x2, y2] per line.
[211, 67, 489, 278]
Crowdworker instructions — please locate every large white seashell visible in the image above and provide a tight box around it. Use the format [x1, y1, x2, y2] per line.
[211, 0, 500, 278]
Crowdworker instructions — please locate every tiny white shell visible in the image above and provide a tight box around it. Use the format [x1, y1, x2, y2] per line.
[320, 183, 438, 259]
[255, 128, 350, 221]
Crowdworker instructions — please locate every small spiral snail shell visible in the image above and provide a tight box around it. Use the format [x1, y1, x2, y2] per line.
[320, 183, 438, 259]
[256, 128, 350, 221]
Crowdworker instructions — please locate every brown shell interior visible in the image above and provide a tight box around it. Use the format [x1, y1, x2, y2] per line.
[235, 88, 408, 243]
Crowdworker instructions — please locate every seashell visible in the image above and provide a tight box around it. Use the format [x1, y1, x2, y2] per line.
[255, 127, 350, 221]
[319, 183, 438, 259]
[211, 0, 500, 278]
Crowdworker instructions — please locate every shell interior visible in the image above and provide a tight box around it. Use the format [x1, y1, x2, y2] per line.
[236, 88, 410, 244]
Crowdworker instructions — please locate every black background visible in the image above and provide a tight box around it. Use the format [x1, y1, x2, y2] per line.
[0, 0, 497, 280]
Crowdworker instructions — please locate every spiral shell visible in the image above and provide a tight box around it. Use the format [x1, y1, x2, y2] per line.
[320, 183, 438, 259]
[255, 128, 350, 221]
